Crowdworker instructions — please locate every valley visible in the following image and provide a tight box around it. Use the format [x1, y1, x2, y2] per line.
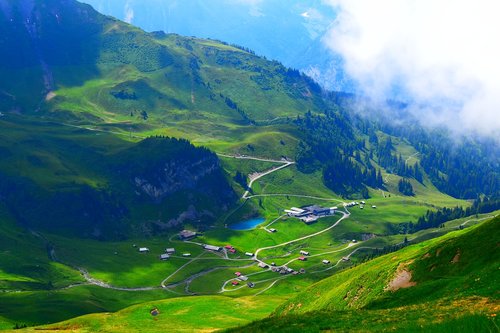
[0, 1, 498, 332]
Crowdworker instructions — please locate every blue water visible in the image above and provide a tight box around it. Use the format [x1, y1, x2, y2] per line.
[229, 217, 265, 231]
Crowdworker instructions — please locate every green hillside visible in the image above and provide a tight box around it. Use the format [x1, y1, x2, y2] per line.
[0, 0, 498, 331]
[227, 216, 500, 332]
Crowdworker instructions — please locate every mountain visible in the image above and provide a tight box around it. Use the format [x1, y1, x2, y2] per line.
[0, 0, 497, 239]
[228, 215, 500, 332]
[79, 0, 349, 91]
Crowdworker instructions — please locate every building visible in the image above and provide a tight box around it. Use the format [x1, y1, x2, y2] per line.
[245, 252, 254, 257]
[238, 275, 249, 281]
[258, 262, 268, 268]
[330, 207, 338, 214]
[229, 248, 236, 253]
[179, 230, 197, 240]
[159, 254, 170, 260]
[235, 272, 242, 277]
[372, 205, 377, 209]
[224, 245, 234, 250]
[139, 247, 149, 253]
[269, 228, 277, 233]
[299, 250, 310, 256]
[231, 280, 239, 286]
[165, 248, 175, 254]
[322, 259, 330, 264]
[247, 282, 255, 288]
[298, 256, 307, 261]
[182, 253, 191, 257]
[203, 244, 222, 251]
[301, 215, 318, 224]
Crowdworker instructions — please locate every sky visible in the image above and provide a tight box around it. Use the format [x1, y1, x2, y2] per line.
[322, 0, 500, 138]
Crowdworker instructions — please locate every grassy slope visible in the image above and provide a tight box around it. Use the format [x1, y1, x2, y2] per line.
[6, 295, 285, 333]
[226, 216, 500, 332]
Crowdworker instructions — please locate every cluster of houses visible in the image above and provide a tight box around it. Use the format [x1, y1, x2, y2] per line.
[343, 201, 376, 209]
[284, 205, 337, 224]
[231, 272, 254, 288]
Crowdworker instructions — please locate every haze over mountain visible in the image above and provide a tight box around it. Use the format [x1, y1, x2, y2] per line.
[81, 0, 500, 139]
[79, 0, 354, 92]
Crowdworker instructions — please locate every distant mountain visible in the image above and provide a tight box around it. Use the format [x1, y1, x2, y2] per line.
[79, 0, 351, 91]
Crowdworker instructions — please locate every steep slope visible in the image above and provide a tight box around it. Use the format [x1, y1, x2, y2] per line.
[0, 116, 235, 238]
[228, 216, 500, 332]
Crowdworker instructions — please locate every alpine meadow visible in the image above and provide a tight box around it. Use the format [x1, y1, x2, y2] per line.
[0, 1, 498, 332]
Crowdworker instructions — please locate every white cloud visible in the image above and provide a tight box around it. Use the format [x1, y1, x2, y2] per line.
[323, 0, 500, 138]
[124, 0, 134, 24]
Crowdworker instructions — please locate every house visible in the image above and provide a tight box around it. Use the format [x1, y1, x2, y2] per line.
[203, 244, 222, 251]
[159, 254, 170, 260]
[231, 280, 239, 286]
[165, 248, 175, 254]
[361, 201, 366, 204]
[330, 207, 337, 214]
[179, 230, 197, 240]
[229, 248, 236, 253]
[298, 256, 307, 261]
[247, 282, 255, 288]
[235, 272, 242, 277]
[342, 257, 350, 261]
[245, 252, 254, 257]
[269, 228, 277, 233]
[182, 253, 191, 257]
[299, 250, 310, 256]
[224, 245, 233, 250]
[139, 247, 149, 253]
[322, 259, 330, 264]
[372, 205, 377, 209]
[258, 262, 268, 268]
[301, 215, 318, 224]
[238, 275, 249, 281]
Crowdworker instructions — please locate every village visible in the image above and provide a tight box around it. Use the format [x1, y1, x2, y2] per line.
[130, 202, 370, 292]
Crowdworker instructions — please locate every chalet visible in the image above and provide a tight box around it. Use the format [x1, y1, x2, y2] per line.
[224, 245, 234, 250]
[238, 275, 249, 281]
[159, 254, 170, 260]
[179, 230, 197, 240]
[361, 201, 366, 204]
[372, 205, 377, 209]
[258, 262, 268, 268]
[245, 252, 254, 257]
[182, 253, 191, 257]
[139, 247, 149, 253]
[235, 272, 242, 277]
[342, 257, 350, 261]
[322, 259, 330, 264]
[269, 228, 277, 233]
[247, 282, 255, 288]
[231, 280, 239, 286]
[298, 256, 307, 261]
[229, 248, 236, 253]
[330, 207, 338, 214]
[299, 250, 310, 256]
[203, 244, 222, 251]
[165, 248, 175, 254]
[301, 215, 318, 224]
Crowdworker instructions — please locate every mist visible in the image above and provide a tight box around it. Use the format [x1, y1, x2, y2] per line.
[323, 0, 500, 138]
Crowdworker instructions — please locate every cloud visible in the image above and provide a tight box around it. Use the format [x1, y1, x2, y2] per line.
[322, 0, 500, 138]
[124, 0, 134, 24]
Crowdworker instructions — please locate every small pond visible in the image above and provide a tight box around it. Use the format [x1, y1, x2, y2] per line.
[228, 217, 265, 231]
